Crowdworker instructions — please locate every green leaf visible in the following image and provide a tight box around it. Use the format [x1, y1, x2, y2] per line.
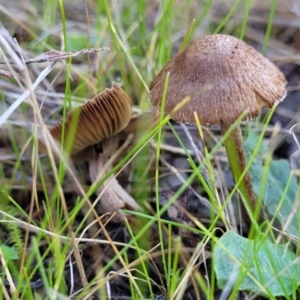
[1, 245, 19, 260]
[65, 34, 98, 51]
[214, 230, 300, 296]
[244, 131, 299, 237]
[244, 130, 268, 159]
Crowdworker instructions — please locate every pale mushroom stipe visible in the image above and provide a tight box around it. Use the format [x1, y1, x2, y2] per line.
[149, 34, 287, 226]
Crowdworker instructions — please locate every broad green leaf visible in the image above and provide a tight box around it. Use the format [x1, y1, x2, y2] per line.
[244, 130, 268, 159]
[214, 230, 300, 296]
[244, 131, 299, 237]
[65, 34, 98, 51]
[1, 245, 19, 260]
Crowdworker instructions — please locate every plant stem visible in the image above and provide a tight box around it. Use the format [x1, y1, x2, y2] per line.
[220, 121, 256, 226]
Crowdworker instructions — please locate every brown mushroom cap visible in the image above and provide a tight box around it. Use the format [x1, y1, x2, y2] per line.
[149, 34, 287, 125]
[49, 82, 132, 156]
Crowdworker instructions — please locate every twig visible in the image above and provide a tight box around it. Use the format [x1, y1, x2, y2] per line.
[0, 48, 110, 65]
[0, 62, 57, 126]
[0, 209, 137, 249]
[0, 246, 18, 298]
[159, 155, 212, 210]
[0, 276, 10, 300]
[151, 140, 193, 156]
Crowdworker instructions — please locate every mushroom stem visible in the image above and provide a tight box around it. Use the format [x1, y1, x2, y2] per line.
[220, 121, 256, 225]
[89, 137, 139, 222]
[90, 162, 139, 221]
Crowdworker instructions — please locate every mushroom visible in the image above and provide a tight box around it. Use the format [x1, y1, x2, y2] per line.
[149, 34, 287, 225]
[40, 83, 151, 221]
[49, 82, 132, 160]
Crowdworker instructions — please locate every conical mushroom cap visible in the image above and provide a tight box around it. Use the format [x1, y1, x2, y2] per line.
[149, 34, 287, 125]
[50, 82, 132, 156]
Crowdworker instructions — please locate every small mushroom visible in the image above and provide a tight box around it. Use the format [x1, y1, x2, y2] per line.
[40, 83, 138, 221]
[50, 82, 132, 159]
[149, 34, 287, 225]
